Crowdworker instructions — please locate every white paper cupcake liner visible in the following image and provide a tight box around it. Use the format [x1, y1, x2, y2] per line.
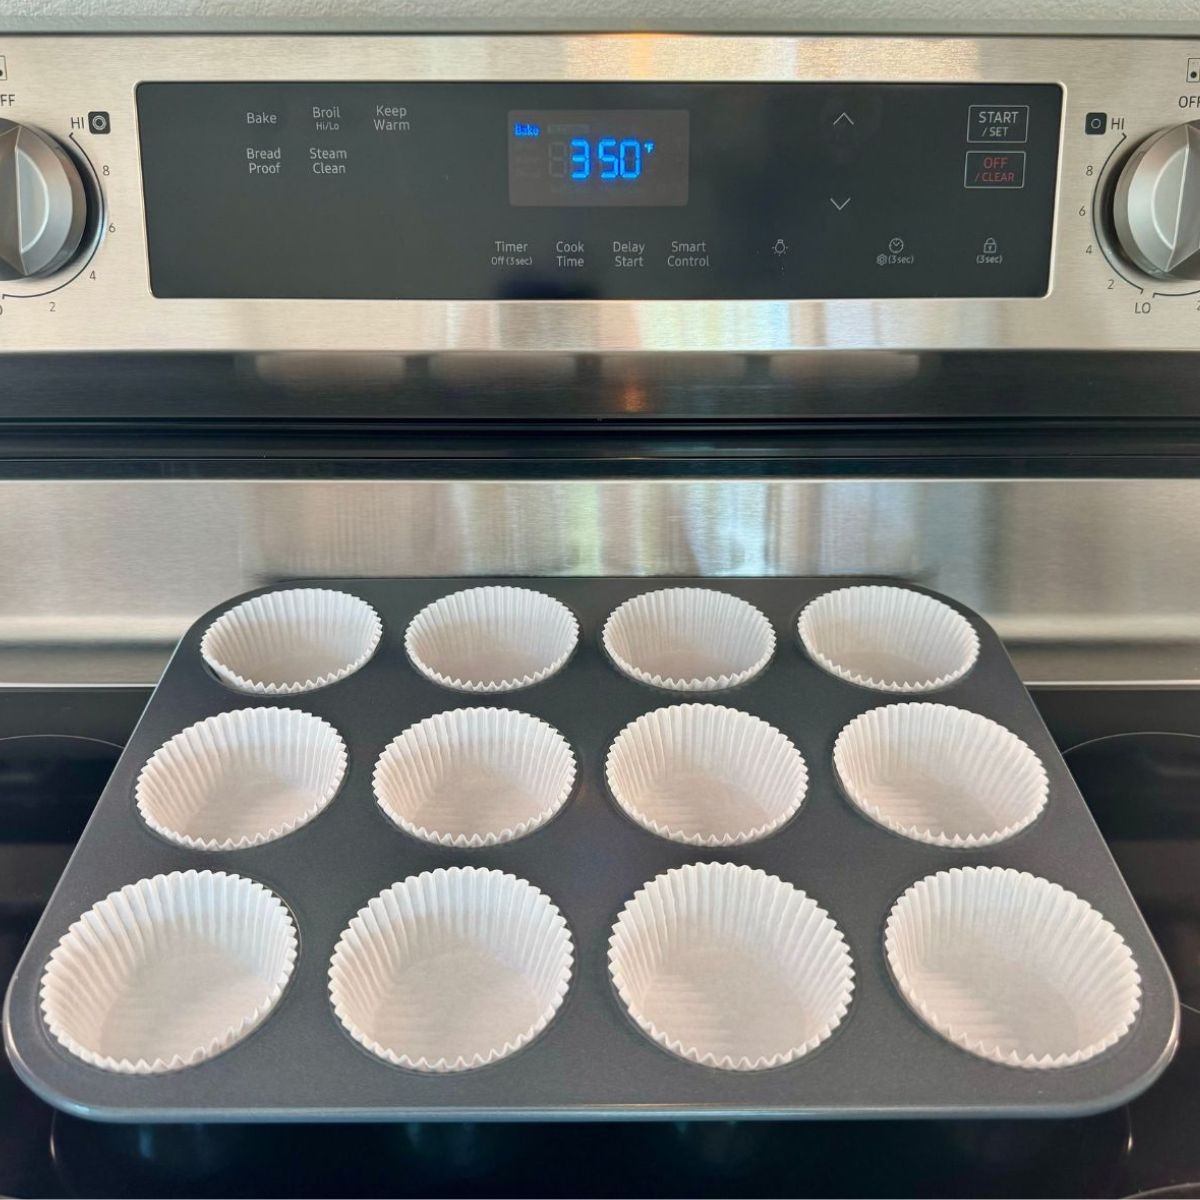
[833, 703, 1048, 848]
[608, 863, 854, 1071]
[606, 704, 807, 846]
[136, 707, 348, 851]
[884, 866, 1142, 1069]
[405, 586, 579, 693]
[201, 588, 382, 695]
[328, 867, 573, 1073]
[40, 870, 297, 1074]
[602, 588, 775, 692]
[373, 708, 576, 848]
[797, 585, 979, 693]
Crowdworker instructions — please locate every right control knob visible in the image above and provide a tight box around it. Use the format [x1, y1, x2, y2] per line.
[1112, 119, 1200, 280]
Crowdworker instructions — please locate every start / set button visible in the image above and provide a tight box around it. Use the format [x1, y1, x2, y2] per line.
[967, 103, 1029, 143]
[963, 150, 1026, 189]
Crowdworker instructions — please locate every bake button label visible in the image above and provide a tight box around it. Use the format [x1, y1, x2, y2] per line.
[963, 150, 1026, 189]
[967, 104, 1029, 144]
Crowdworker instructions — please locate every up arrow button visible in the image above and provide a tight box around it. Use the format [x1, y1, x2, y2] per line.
[833, 111, 855, 126]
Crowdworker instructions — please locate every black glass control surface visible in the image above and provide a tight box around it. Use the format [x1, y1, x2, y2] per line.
[137, 82, 1062, 300]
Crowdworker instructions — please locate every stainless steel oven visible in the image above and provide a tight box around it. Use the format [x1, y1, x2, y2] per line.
[3, 8, 1200, 1196]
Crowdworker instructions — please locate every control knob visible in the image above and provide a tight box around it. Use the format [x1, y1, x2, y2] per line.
[1112, 119, 1200, 280]
[0, 118, 88, 282]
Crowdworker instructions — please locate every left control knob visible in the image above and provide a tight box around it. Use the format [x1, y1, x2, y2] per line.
[0, 118, 88, 282]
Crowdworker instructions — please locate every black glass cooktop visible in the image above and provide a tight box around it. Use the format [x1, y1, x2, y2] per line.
[2, 688, 1199, 1199]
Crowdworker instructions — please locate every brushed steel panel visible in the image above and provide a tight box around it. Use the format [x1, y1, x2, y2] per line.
[0, 34, 1197, 351]
[4, 0, 1199, 39]
[2, 477, 1199, 686]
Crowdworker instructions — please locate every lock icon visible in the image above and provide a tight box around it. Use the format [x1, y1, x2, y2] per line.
[982, 237, 998, 254]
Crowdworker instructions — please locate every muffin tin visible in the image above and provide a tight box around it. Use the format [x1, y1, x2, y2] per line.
[3, 576, 1179, 1121]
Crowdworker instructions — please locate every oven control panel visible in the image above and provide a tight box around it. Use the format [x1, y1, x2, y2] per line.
[133, 82, 1061, 302]
[1, 35, 1200, 351]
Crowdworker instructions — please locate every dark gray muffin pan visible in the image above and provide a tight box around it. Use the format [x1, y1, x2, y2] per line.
[2, 577, 1180, 1122]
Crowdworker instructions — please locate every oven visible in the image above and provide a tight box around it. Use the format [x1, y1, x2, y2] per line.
[3, 16, 1200, 1199]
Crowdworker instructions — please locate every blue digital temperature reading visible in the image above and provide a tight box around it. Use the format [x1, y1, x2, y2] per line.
[566, 136, 651, 181]
[509, 108, 689, 206]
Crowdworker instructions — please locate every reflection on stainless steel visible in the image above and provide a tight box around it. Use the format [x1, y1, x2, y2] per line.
[2, 477, 1200, 687]
[427, 353, 578, 385]
[767, 351, 927, 387]
[0, 34, 1197, 351]
[251, 353, 409, 390]
[600, 355, 748, 384]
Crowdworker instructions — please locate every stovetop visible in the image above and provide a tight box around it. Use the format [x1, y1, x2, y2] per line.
[2, 687, 1199, 1199]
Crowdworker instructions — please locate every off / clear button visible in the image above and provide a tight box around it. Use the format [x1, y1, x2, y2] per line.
[964, 150, 1026, 189]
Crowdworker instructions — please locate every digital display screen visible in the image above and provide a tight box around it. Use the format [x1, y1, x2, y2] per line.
[508, 109, 689, 206]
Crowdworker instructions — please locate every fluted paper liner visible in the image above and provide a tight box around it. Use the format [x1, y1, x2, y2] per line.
[40, 870, 297, 1074]
[374, 708, 576, 847]
[328, 867, 573, 1072]
[885, 866, 1142, 1069]
[136, 707, 348, 851]
[602, 588, 774, 692]
[834, 703, 1048, 848]
[608, 863, 854, 1071]
[606, 704, 807, 846]
[405, 586, 579, 693]
[798, 585, 979, 693]
[201, 588, 382, 695]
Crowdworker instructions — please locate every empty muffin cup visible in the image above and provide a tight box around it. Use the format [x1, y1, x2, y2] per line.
[374, 708, 576, 847]
[833, 702, 1048, 848]
[136, 707, 348, 851]
[885, 866, 1142, 1069]
[602, 588, 775, 692]
[328, 867, 573, 1072]
[608, 862, 854, 1071]
[201, 587, 382, 695]
[797, 585, 979, 693]
[40, 870, 297, 1074]
[606, 704, 807, 846]
[405, 586, 579, 693]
